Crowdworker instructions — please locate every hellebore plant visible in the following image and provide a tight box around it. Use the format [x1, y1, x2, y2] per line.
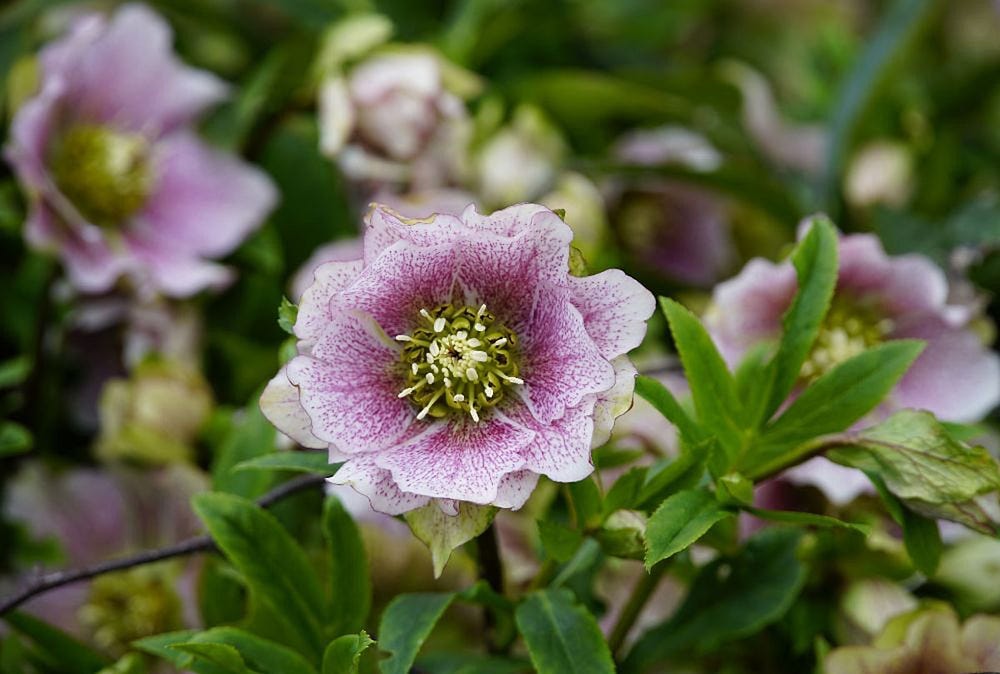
[5, 4, 276, 297]
[262, 203, 654, 569]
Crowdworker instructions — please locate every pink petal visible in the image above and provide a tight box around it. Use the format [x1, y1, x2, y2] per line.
[5, 80, 63, 189]
[290, 239, 363, 302]
[122, 235, 234, 297]
[569, 270, 655, 359]
[499, 398, 597, 483]
[878, 254, 949, 317]
[519, 299, 615, 424]
[458, 203, 559, 238]
[493, 470, 539, 510]
[339, 242, 460, 336]
[25, 204, 128, 293]
[892, 320, 1000, 423]
[286, 312, 414, 453]
[591, 356, 639, 449]
[375, 419, 532, 504]
[328, 459, 429, 515]
[362, 205, 464, 263]
[61, 5, 228, 134]
[259, 368, 327, 449]
[294, 258, 364, 343]
[136, 132, 276, 257]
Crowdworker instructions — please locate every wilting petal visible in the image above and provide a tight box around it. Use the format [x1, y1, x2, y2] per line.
[259, 368, 327, 449]
[375, 419, 532, 503]
[569, 270, 655, 359]
[328, 458, 429, 515]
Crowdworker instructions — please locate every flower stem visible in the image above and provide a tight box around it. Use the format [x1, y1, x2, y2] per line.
[476, 523, 506, 654]
[607, 562, 667, 658]
[0, 473, 326, 616]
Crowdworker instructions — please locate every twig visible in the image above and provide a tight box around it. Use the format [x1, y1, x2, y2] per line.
[0, 473, 326, 616]
[608, 562, 667, 658]
[476, 523, 506, 655]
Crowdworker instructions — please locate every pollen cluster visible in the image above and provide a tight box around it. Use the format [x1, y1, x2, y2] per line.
[51, 124, 152, 227]
[396, 303, 523, 422]
[800, 296, 894, 381]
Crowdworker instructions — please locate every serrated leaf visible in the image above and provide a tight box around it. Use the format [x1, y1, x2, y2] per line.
[515, 589, 615, 674]
[322, 632, 374, 674]
[624, 528, 806, 670]
[278, 297, 298, 336]
[825, 410, 1000, 534]
[660, 298, 745, 467]
[193, 493, 327, 660]
[758, 216, 839, 423]
[2, 612, 109, 674]
[378, 593, 455, 674]
[324, 495, 372, 635]
[133, 630, 199, 666]
[742, 340, 924, 478]
[235, 451, 335, 475]
[644, 489, 731, 569]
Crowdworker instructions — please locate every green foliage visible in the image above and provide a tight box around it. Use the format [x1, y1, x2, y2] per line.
[537, 519, 584, 563]
[644, 489, 731, 569]
[514, 589, 615, 674]
[235, 451, 335, 475]
[624, 528, 807, 671]
[211, 399, 279, 499]
[1, 612, 109, 674]
[323, 496, 372, 636]
[193, 493, 328, 659]
[277, 297, 298, 336]
[377, 593, 455, 674]
[322, 632, 374, 674]
[0, 420, 31, 457]
[172, 628, 318, 674]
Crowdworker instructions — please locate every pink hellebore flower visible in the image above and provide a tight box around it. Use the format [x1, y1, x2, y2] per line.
[707, 228, 1000, 503]
[262, 203, 654, 515]
[5, 4, 276, 297]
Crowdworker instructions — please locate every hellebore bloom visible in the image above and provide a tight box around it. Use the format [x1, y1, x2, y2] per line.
[319, 50, 472, 190]
[707, 228, 1000, 503]
[5, 4, 276, 297]
[262, 204, 654, 517]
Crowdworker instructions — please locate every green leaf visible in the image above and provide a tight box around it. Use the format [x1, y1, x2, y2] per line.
[2, 612, 109, 674]
[716, 473, 754, 506]
[902, 510, 942, 577]
[323, 495, 372, 635]
[193, 493, 327, 660]
[404, 501, 497, 578]
[378, 593, 455, 674]
[199, 558, 248, 627]
[636, 449, 706, 510]
[322, 632, 374, 674]
[211, 399, 279, 499]
[277, 297, 299, 336]
[602, 467, 648, 517]
[235, 451, 336, 475]
[0, 421, 31, 457]
[96, 653, 146, 674]
[660, 298, 745, 468]
[743, 340, 924, 478]
[133, 630, 199, 667]
[741, 507, 871, 535]
[515, 589, 615, 674]
[825, 410, 1000, 534]
[179, 628, 318, 674]
[538, 519, 584, 563]
[822, 0, 938, 207]
[644, 489, 731, 569]
[624, 528, 806, 670]
[172, 643, 251, 674]
[758, 216, 839, 423]
[566, 477, 604, 530]
[634, 375, 706, 447]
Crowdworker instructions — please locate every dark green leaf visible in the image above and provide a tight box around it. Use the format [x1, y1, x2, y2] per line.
[235, 452, 335, 475]
[741, 507, 871, 535]
[624, 528, 806, 670]
[602, 467, 648, 517]
[133, 630, 199, 667]
[660, 298, 745, 467]
[634, 375, 706, 447]
[636, 449, 707, 510]
[2, 612, 109, 674]
[566, 477, 603, 530]
[198, 558, 247, 628]
[644, 489, 731, 569]
[323, 495, 372, 635]
[378, 593, 455, 674]
[743, 340, 924, 478]
[514, 589, 615, 674]
[322, 632, 374, 674]
[0, 421, 31, 457]
[538, 519, 584, 563]
[172, 643, 251, 674]
[211, 400, 278, 499]
[180, 628, 318, 674]
[758, 216, 839, 423]
[277, 297, 298, 336]
[902, 509, 942, 576]
[193, 493, 327, 660]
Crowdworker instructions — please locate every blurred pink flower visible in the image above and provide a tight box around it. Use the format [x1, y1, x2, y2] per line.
[319, 51, 470, 190]
[610, 127, 733, 287]
[1, 463, 207, 654]
[707, 227, 1000, 503]
[5, 4, 276, 298]
[262, 203, 654, 515]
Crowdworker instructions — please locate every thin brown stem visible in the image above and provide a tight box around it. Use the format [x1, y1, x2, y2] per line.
[0, 473, 325, 616]
[608, 562, 667, 659]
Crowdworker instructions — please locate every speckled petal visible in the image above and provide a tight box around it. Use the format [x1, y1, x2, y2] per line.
[499, 397, 597, 483]
[328, 459, 429, 515]
[259, 368, 327, 449]
[570, 270, 655, 359]
[295, 258, 364, 343]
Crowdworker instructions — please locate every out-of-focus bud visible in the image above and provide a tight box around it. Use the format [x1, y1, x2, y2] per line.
[475, 105, 566, 208]
[844, 140, 914, 209]
[836, 578, 917, 645]
[935, 533, 1000, 611]
[96, 361, 213, 466]
[540, 172, 608, 262]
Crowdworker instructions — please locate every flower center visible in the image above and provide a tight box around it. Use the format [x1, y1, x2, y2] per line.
[50, 124, 152, 227]
[799, 296, 894, 381]
[395, 304, 523, 422]
[77, 564, 182, 655]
